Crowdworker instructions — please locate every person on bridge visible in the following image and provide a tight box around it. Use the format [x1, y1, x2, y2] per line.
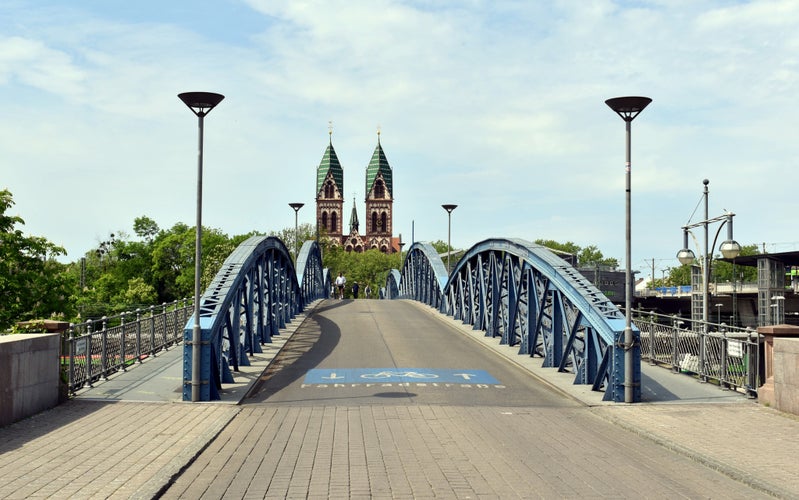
[364, 284, 372, 299]
[352, 281, 360, 299]
[335, 272, 346, 299]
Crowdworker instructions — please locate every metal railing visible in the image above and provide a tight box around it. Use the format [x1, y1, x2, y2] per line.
[632, 309, 761, 397]
[62, 299, 192, 393]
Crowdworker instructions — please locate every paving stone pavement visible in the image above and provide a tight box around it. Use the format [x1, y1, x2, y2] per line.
[1, 299, 798, 499]
[0, 400, 239, 499]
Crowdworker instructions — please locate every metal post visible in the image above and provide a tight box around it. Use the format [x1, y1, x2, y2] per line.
[606, 96, 651, 403]
[289, 203, 304, 262]
[192, 112, 204, 401]
[701, 180, 709, 379]
[442, 205, 457, 272]
[179, 91, 224, 402]
[623, 118, 634, 402]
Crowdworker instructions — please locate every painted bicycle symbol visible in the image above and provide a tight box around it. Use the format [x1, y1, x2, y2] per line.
[360, 371, 439, 379]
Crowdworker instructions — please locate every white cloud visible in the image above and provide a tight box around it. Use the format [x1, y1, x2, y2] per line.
[1, 0, 797, 278]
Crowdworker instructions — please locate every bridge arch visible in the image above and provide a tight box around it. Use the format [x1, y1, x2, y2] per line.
[388, 238, 640, 402]
[183, 236, 327, 401]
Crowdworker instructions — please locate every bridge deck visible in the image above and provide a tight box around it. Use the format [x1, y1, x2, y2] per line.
[1, 300, 796, 498]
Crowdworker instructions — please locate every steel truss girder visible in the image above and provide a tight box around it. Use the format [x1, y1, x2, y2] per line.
[388, 238, 640, 402]
[183, 237, 327, 401]
[395, 242, 449, 309]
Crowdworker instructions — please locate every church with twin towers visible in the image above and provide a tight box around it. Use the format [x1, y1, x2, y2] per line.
[315, 127, 400, 253]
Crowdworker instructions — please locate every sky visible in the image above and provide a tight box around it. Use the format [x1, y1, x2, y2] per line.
[1, 0, 797, 280]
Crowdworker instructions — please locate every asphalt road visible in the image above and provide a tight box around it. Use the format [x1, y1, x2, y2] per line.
[163, 299, 769, 498]
[244, 298, 576, 407]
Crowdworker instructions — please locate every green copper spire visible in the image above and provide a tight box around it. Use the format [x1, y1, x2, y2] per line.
[365, 130, 392, 197]
[316, 127, 344, 194]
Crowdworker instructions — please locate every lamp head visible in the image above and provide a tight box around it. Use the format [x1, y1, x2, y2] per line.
[677, 248, 696, 266]
[442, 204, 458, 213]
[605, 96, 652, 122]
[178, 92, 225, 117]
[719, 240, 741, 259]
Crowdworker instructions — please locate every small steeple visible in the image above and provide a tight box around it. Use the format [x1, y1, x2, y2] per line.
[349, 196, 359, 233]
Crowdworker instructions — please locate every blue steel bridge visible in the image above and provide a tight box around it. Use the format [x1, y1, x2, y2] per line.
[183, 235, 639, 402]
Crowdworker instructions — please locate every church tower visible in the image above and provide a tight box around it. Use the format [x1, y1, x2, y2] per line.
[315, 127, 344, 245]
[364, 130, 395, 253]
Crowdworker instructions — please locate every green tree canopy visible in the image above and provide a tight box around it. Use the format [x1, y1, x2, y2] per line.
[0, 189, 73, 330]
[534, 239, 619, 268]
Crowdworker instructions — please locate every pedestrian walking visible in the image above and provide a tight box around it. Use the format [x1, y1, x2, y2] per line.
[352, 281, 360, 299]
[364, 284, 372, 299]
[335, 272, 346, 299]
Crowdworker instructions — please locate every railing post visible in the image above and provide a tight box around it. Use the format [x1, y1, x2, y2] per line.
[149, 305, 156, 356]
[171, 300, 180, 347]
[746, 328, 758, 397]
[100, 316, 109, 379]
[68, 323, 76, 392]
[120, 312, 127, 371]
[720, 328, 729, 389]
[671, 318, 679, 373]
[699, 320, 707, 381]
[86, 319, 94, 386]
[135, 309, 143, 363]
[648, 312, 656, 365]
[162, 302, 169, 348]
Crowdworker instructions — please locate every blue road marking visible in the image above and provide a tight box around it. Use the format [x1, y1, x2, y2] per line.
[304, 368, 499, 385]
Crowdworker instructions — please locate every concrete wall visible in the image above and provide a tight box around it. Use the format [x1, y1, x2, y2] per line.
[0, 333, 61, 427]
[772, 338, 799, 416]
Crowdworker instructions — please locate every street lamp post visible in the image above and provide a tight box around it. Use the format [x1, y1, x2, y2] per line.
[606, 96, 651, 403]
[178, 91, 225, 402]
[289, 202, 304, 261]
[441, 204, 457, 272]
[676, 179, 741, 378]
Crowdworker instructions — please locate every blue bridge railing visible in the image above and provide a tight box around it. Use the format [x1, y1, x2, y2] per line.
[386, 238, 640, 402]
[182, 236, 328, 401]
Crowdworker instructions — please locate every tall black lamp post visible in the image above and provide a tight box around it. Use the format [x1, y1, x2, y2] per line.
[442, 204, 457, 272]
[605, 96, 651, 403]
[289, 202, 304, 261]
[178, 91, 224, 402]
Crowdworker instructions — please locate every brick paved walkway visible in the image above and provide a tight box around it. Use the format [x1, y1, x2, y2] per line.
[1, 300, 798, 498]
[162, 405, 773, 499]
[0, 401, 238, 499]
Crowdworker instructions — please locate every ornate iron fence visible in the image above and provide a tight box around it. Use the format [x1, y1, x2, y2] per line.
[632, 309, 760, 396]
[63, 299, 192, 393]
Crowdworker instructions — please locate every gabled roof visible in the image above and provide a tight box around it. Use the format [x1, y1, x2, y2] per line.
[316, 138, 344, 194]
[365, 135, 392, 197]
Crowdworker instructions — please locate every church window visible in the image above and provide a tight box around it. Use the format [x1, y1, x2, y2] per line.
[380, 212, 387, 234]
[331, 212, 338, 232]
[324, 181, 334, 198]
[322, 211, 328, 230]
[371, 212, 378, 233]
[374, 180, 385, 198]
